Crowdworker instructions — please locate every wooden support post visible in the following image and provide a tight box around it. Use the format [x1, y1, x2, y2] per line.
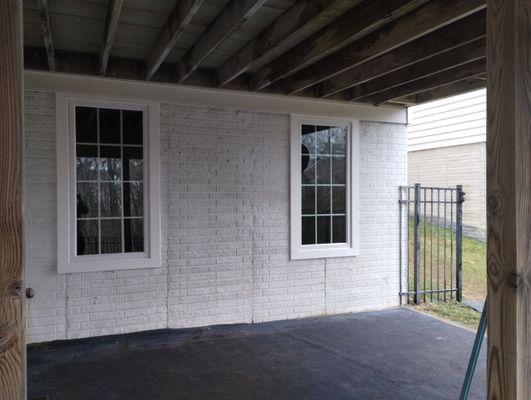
[0, 0, 26, 399]
[486, 0, 530, 398]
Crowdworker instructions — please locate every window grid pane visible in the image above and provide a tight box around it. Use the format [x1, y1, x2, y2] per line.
[301, 124, 347, 245]
[76, 106, 144, 256]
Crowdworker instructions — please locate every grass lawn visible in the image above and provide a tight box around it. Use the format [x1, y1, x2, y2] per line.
[415, 301, 482, 330]
[406, 219, 486, 329]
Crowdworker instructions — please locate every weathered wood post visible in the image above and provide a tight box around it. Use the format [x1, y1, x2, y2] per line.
[0, 0, 26, 399]
[413, 183, 421, 305]
[486, 0, 530, 398]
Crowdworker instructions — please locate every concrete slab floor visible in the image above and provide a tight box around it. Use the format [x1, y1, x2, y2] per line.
[28, 308, 486, 400]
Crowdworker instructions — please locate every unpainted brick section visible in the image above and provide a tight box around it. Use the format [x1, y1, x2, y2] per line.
[24, 90, 406, 343]
[408, 143, 486, 240]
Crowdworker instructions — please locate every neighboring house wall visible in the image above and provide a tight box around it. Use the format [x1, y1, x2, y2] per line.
[407, 89, 486, 240]
[24, 88, 406, 343]
[408, 143, 486, 239]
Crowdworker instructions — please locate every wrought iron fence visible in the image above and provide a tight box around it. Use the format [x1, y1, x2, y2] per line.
[399, 183, 465, 305]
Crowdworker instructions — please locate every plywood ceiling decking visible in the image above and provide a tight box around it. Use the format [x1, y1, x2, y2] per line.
[23, 0, 487, 106]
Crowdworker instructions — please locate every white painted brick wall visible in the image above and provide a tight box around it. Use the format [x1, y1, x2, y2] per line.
[24, 89, 406, 343]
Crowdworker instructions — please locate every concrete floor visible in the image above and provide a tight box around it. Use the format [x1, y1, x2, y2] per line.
[28, 308, 486, 400]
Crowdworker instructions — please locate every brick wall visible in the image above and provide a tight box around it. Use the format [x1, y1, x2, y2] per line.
[408, 143, 486, 240]
[24, 89, 406, 343]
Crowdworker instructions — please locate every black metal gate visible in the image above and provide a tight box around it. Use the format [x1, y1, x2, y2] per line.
[399, 184, 465, 305]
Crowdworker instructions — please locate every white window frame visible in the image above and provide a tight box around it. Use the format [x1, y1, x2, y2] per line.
[56, 94, 161, 273]
[290, 115, 360, 260]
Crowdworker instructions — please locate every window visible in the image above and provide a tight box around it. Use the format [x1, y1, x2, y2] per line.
[290, 116, 359, 259]
[57, 95, 160, 273]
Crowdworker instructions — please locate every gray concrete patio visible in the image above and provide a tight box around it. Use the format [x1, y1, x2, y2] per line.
[28, 308, 486, 400]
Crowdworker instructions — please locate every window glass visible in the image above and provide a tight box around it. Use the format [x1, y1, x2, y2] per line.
[101, 219, 122, 254]
[75, 105, 144, 256]
[99, 108, 121, 144]
[123, 110, 143, 145]
[301, 217, 315, 245]
[124, 219, 144, 252]
[76, 107, 97, 143]
[76, 145, 98, 180]
[301, 124, 347, 245]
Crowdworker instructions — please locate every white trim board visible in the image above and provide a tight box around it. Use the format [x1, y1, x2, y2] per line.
[290, 116, 360, 260]
[56, 94, 161, 273]
[25, 70, 407, 124]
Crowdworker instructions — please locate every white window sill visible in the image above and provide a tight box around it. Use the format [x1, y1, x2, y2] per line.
[58, 254, 160, 273]
[290, 245, 359, 260]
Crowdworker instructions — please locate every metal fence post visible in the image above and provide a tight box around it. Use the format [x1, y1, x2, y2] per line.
[413, 183, 421, 304]
[456, 185, 464, 302]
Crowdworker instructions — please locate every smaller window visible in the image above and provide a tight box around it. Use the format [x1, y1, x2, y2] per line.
[290, 116, 359, 260]
[57, 95, 160, 273]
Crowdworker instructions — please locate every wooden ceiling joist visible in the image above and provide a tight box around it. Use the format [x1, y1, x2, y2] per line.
[24, 46, 253, 92]
[36, 0, 55, 71]
[216, 0, 343, 87]
[284, 0, 486, 95]
[145, 0, 203, 81]
[412, 77, 486, 104]
[24, 0, 492, 106]
[318, 10, 486, 99]
[363, 58, 486, 105]
[250, 0, 427, 91]
[176, 0, 267, 83]
[349, 38, 486, 101]
[99, 0, 124, 76]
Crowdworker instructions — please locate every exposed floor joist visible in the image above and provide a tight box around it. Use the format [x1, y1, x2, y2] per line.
[410, 77, 486, 104]
[251, 0, 427, 90]
[349, 38, 485, 101]
[216, 0, 343, 86]
[318, 10, 486, 98]
[36, 0, 54, 71]
[284, 0, 486, 94]
[24, 46, 260, 93]
[24, 0, 492, 107]
[176, 0, 267, 83]
[99, 0, 124, 76]
[145, 0, 203, 81]
[363, 58, 486, 105]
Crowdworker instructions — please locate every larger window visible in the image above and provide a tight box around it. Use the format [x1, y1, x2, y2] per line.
[290, 116, 359, 259]
[57, 95, 160, 273]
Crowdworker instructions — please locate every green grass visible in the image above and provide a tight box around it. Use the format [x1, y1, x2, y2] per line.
[406, 218, 486, 328]
[415, 301, 482, 330]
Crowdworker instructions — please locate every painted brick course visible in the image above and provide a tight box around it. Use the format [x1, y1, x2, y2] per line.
[24, 90, 406, 343]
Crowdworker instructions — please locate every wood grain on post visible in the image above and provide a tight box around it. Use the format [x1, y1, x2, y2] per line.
[0, 0, 26, 399]
[486, 0, 530, 398]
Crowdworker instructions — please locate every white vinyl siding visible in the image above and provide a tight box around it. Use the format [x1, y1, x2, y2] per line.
[407, 89, 486, 151]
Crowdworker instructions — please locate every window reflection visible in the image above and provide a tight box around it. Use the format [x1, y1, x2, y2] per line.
[75, 106, 145, 256]
[301, 124, 347, 245]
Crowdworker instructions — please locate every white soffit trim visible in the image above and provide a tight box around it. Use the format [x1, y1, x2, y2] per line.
[24, 71, 407, 124]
